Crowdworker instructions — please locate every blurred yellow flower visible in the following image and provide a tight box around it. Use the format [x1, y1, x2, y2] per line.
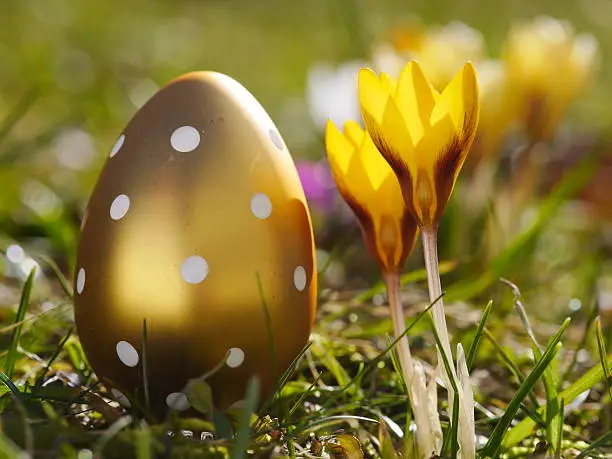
[372, 21, 484, 92]
[416, 21, 484, 91]
[358, 61, 480, 229]
[502, 15, 600, 141]
[325, 120, 418, 273]
[471, 60, 515, 161]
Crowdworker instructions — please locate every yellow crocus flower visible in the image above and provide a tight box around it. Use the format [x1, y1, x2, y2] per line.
[325, 119, 438, 459]
[325, 119, 418, 274]
[502, 15, 599, 141]
[358, 60, 480, 230]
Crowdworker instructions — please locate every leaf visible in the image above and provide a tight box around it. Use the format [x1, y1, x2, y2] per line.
[378, 417, 400, 459]
[310, 339, 352, 388]
[325, 434, 365, 459]
[185, 378, 214, 415]
[213, 409, 233, 439]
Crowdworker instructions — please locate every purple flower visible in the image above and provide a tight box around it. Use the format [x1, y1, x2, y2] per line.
[296, 160, 337, 213]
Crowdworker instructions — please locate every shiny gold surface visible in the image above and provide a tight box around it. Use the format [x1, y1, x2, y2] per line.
[73, 71, 317, 417]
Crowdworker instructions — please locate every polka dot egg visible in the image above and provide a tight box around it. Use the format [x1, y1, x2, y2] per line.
[73, 71, 317, 419]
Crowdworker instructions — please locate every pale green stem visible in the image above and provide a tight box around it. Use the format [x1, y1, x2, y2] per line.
[422, 227, 479, 459]
[421, 226, 462, 442]
[384, 272, 415, 386]
[384, 271, 435, 459]
[421, 227, 456, 377]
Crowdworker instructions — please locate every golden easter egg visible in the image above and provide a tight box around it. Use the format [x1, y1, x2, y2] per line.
[73, 71, 317, 418]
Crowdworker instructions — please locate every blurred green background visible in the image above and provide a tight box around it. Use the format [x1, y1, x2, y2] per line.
[1, 0, 611, 323]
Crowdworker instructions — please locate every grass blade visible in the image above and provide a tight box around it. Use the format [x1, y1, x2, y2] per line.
[378, 418, 400, 459]
[428, 315, 460, 458]
[483, 328, 542, 419]
[0, 371, 27, 404]
[36, 254, 74, 299]
[318, 297, 438, 412]
[502, 278, 564, 455]
[482, 319, 569, 457]
[0, 88, 38, 148]
[554, 398, 564, 459]
[34, 326, 73, 387]
[0, 431, 27, 458]
[574, 429, 612, 459]
[504, 351, 612, 448]
[355, 261, 456, 303]
[141, 319, 151, 412]
[135, 420, 153, 459]
[4, 268, 36, 379]
[230, 377, 260, 459]
[466, 300, 493, 371]
[484, 341, 562, 458]
[594, 316, 612, 402]
[255, 272, 279, 379]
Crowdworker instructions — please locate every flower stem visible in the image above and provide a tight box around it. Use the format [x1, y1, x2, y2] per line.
[421, 227, 455, 374]
[383, 271, 414, 386]
[383, 271, 435, 458]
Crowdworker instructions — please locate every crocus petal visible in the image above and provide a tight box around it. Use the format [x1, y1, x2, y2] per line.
[358, 68, 394, 126]
[324, 119, 417, 273]
[358, 69, 415, 179]
[343, 120, 364, 149]
[395, 61, 437, 142]
[434, 62, 479, 140]
[325, 119, 356, 176]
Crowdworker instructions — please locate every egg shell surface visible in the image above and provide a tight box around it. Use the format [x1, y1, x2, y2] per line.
[74, 71, 317, 416]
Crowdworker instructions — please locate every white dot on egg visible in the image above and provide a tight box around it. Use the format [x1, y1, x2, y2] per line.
[181, 256, 209, 284]
[171, 126, 200, 152]
[226, 348, 245, 368]
[166, 392, 191, 411]
[76, 268, 86, 294]
[250, 193, 272, 219]
[110, 194, 130, 220]
[294, 266, 307, 291]
[269, 128, 284, 150]
[110, 388, 131, 408]
[116, 341, 139, 367]
[109, 134, 125, 158]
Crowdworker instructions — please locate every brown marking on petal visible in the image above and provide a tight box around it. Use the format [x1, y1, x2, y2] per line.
[433, 107, 479, 224]
[400, 210, 419, 266]
[415, 170, 436, 228]
[340, 190, 386, 270]
[433, 135, 464, 224]
[361, 110, 421, 227]
[361, 111, 409, 181]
